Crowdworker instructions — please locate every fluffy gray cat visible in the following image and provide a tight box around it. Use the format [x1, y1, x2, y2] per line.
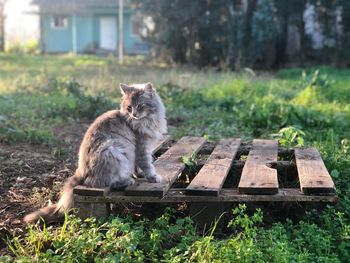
[24, 83, 167, 223]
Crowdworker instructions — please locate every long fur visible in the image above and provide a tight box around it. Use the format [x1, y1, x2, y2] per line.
[24, 173, 84, 224]
[24, 83, 167, 224]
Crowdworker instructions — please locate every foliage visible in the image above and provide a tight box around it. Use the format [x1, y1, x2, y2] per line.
[5, 40, 40, 55]
[6, 209, 196, 262]
[6, 205, 349, 262]
[132, 0, 350, 68]
[250, 0, 278, 66]
[273, 126, 305, 148]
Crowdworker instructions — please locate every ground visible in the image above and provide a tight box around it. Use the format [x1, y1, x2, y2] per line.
[0, 54, 349, 261]
[0, 121, 89, 252]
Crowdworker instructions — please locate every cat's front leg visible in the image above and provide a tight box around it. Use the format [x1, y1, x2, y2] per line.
[136, 138, 166, 183]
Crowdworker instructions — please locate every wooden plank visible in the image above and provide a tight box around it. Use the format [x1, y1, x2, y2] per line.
[237, 146, 294, 159]
[74, 188, 337, 203]
[238, 139, 279, 194]
[295, 148, 336, 194]
[186, 138, 241, 196]
[74, 200, 110, 219]
[125, 136, 206, 197]
[73, 185, 110, 196]
[152, 135, 171, 155]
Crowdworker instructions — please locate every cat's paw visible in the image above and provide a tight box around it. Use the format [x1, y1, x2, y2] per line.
[137, 170, 145, 178]
[155, 174, 167, 183]
[146, 173, 167, 183]
[110, 178, 135, 190]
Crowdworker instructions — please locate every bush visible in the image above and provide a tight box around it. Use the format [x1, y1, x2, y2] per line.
[5, 40, 39, 55]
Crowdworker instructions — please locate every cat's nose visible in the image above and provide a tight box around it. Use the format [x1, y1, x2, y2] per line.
[131, 111, 139, 119]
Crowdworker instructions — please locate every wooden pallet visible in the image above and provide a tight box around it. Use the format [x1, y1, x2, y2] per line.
[73, 136, 337, 219]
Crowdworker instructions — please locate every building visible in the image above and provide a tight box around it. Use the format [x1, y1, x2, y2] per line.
[31, 0, 148, 54]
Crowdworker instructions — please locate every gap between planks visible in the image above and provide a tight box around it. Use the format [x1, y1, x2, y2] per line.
[186, 138, 241, 196]
[152, 135, 172, 155]
[125, 136, 206, 197]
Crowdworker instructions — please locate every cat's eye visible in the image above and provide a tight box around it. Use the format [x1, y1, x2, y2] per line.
[127, 105, 132, 112]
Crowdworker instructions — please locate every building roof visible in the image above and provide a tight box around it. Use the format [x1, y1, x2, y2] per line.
[31, 0, 130, 14]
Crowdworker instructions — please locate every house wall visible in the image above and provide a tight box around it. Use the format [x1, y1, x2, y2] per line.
[42, 14, 94, 53]
[41, 8, 145, 54]
[91, 13, 119, 49]
[42, 15, 73, 52]
[76, 16, 94, 52]
[124, 13, 145, 53]
[91, 10, 142, 51]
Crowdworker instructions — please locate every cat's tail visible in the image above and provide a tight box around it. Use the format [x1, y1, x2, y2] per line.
[24, 171, 84, 224]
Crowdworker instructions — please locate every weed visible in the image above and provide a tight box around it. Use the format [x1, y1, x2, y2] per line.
[273, 126, 305, 148]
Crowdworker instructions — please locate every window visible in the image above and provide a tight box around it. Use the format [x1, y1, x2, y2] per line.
[131, 16, 141, 36]
[51, 16, 68, 29]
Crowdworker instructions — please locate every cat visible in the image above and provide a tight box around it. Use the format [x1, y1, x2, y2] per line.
[24, 82, 167, 224]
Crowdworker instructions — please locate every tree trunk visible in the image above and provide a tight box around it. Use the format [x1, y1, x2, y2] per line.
[298, 9, 307, 67]
[242, 0, 257, 68]
[274, 1, 290, 67]
[0, 1, 5, 52]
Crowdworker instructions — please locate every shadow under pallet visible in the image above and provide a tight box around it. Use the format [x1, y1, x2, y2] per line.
[73, 136, 337, 224]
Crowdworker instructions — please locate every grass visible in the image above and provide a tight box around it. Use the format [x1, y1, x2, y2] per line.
[0, 54, 350, 261]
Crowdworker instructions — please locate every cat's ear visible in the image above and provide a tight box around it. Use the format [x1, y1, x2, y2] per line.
[144, 82, 154, 94]
[120, 83, 134, 95]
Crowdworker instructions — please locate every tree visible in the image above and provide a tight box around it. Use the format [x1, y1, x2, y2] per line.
[0, 0, 6, 52]
[132, 0, 350, 69]
[296, 0, 350, 66]
[339, 0, 350, 66]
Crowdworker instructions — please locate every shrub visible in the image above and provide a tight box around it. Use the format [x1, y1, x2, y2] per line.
[5, 40, 39, 55]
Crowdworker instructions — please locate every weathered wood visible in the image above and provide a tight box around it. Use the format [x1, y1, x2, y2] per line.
[74, 200, 110, 219]
[194, 160, 294, 170]
[295, 148, 336, 194]
[72, 160, 295, 196]
[125, 136, 206, 197]
[74, 188, 337, 203]
[158, 141, 293, 159]
[73, 185, 110, 196]
[72, 137, 338, 222]
[238, 139, 279, 194]
[265, 160, 295, 169]
[152, 135, 172, 155]
[186, 138, 241, 196]
[237, 146, 294, 159]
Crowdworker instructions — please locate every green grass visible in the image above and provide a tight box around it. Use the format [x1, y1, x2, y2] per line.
[3, 206, 349, 262]
[1, 54, 350, 261]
